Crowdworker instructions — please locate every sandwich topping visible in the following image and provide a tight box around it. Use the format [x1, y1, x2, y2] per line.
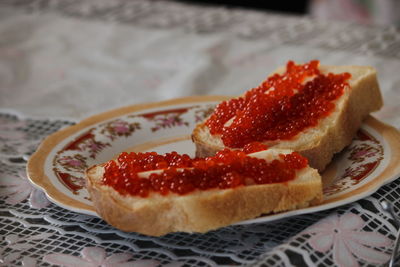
[205, 60, 351, 148]
[102, 150, 308, 197]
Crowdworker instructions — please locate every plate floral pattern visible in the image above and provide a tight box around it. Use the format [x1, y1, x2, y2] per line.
[323, 130, 384, 197]
[52, 105, 209, 195]
[27, 96, 400, 224]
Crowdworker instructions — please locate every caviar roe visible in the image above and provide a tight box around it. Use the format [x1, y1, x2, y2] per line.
[205, 60, 351, 148]
[102, 150, 308, 198]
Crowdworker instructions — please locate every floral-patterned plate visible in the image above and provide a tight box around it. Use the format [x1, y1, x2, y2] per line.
[27, 96, 400, 225]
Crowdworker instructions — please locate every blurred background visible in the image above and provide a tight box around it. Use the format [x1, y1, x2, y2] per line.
[0, 0, 399, 122]
[180, 0, 400, 26]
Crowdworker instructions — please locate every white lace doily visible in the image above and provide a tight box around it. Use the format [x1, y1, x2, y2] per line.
[1, 1, 400, 266]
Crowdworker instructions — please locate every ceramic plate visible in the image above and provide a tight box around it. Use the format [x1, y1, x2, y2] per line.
[27, 96, 400, 225]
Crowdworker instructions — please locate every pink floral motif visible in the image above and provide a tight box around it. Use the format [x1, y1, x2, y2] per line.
[353, 149, 376, 159]
[0, 233, 53, 266]
[43, 247, 160, 267]
[0, 170, 50, 209]
[323, 129, 384, 196]
[100, 119, 141, 141]
[306, 213, 392, 267]
[150, 113, 189, 132]
[57, 154, 88, 171]
[342, 162, 377, 181]
[109, 121, 130, 134]
[348, 143, 383, 163]
[79, 139, 110, 159]
[194, 105, 215, 123]
[62, 130, 110, 159]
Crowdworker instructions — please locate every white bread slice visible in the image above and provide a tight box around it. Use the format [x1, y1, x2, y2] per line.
[192, 64, 383, 172]
[86, 149, 322, 236]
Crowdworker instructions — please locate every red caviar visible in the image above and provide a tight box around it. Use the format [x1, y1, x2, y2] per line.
[205, 60, 351, 148]
[102, 150, 308, 197]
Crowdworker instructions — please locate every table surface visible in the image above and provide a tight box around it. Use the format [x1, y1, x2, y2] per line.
[1, 0, 400, 266]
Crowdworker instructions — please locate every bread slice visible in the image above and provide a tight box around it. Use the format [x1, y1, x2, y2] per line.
[192, 64, 383, 172]
[86, 149, 322, 236]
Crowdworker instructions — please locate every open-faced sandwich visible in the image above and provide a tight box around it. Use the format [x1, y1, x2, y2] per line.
[86, 148, 322, 236]
[86, 60, 383, 236]
[192, 60, 383, 171]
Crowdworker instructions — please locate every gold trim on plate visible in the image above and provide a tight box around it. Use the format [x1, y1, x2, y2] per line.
[27, 96, 400, 217]
[27, 96, 230, 212]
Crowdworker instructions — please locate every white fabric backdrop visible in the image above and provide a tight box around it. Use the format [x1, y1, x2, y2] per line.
[1, 7, 399, 129]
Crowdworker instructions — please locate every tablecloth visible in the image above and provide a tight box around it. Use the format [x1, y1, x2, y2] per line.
[1, 0, 400, 266]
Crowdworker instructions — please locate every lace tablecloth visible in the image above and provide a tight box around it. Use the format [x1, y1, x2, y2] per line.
[1, 1, 400, 266]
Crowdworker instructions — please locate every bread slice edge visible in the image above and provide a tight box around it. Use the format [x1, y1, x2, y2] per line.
[86, 150, 322, 236]
[192, 65, 383, 172]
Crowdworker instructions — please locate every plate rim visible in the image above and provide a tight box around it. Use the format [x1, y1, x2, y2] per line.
[27, 96, 400, 224]
[27, 95, 230, 213]
[240, 116, 400, 224]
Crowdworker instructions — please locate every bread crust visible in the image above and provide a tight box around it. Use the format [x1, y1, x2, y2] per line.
[192, 65, 383, 172]
[86, 157, 322, 236]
